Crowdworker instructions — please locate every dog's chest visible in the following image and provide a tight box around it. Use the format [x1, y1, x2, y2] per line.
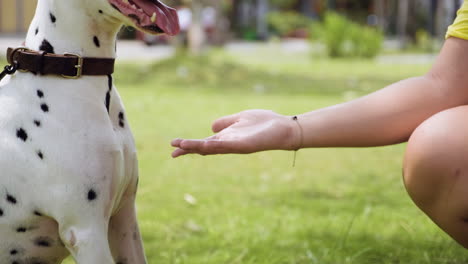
[0, 72, 136, 214]
[0, 70, 138, 262]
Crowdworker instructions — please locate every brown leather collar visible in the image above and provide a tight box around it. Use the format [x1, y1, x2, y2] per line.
[7, 47, 115, 79]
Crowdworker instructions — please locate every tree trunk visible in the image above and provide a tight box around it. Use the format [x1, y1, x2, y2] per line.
[256, 0, 269, 40]
[374, 0, 385, 31]
[397, 0, 409, 48]
[188, 0, 205, 55]
[210, 0, 229, 46]
[230, 0, 242, 33]
[435, 0, 456, 39]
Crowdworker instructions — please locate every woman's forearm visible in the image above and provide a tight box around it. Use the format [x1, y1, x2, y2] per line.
[297, 77, 449, 147]
[296, 38, 468, 148]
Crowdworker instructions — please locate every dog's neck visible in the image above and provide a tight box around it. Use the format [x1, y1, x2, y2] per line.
[25, 0, 122, 58]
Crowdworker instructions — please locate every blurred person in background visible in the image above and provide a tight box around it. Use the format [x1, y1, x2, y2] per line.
[202, 6, 217, 43]
[177, 4, 193, 45]
[172, 1, 468, 249]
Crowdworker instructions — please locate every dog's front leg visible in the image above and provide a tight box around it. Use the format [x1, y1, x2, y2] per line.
[59, 218, 115, 264]
[108, 156, 147, 264]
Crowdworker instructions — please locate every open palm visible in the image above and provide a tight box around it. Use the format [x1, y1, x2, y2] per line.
[171, 110, 297, 157]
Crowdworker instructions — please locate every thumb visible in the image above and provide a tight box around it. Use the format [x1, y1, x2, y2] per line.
[212, 113, 240, 133]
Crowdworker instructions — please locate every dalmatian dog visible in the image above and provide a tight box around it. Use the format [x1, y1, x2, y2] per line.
[0, 0, 179, 263]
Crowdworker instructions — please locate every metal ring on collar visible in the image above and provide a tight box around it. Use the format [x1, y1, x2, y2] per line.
[8, 47, 33, 72]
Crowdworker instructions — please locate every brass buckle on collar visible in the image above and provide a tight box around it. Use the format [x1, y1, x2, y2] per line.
[62, 53, 83, 79]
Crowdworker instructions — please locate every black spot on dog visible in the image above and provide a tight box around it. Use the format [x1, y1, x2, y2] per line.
[34, 237, 53, 247]
[41, 104, 49, 113]
[16, 128, 28, 142]
[0, 208, 3, 216]
[37, 90, 44, 98]
[118, 112, 125, 128]
[105, 93, 110, 112]
[39, 39, 54, 54]
[10, 249, 18, 255]
[99, 10, 103, 14]
[50, 13, 56, 23]
[34, 211, 42, 216]
[34, 120, 41, 127]
[93, 36, 101, 48]
[87, 189, 97, 201]
[35, 27, 39, 35]
[37, 151, 44, 160]
[107, 75, 113, 91]
[16, 227, 27, 233]
[7, 194, 17, 204]
[105, 75, 112, 112]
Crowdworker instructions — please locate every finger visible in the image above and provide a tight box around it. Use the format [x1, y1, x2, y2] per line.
[171, 138, 184, 147]
[172, 135, 218, 148]
[180, 139, 248, 155]
[171, 148, 191, 158]
[212, 113, 241, 133]
[179, 139, 210, 151]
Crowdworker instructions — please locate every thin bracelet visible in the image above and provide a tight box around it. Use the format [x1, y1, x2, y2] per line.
[292, 116, 304, 167]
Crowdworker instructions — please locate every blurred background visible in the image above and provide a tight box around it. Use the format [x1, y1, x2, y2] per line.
[134, 0, 460, 56]
[3, 1, 468, 263]
[0, 0, 463, 56]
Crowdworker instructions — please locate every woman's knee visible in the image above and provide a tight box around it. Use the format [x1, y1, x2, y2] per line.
[403, 106, 468, 248]
[403, 106, 468, 212]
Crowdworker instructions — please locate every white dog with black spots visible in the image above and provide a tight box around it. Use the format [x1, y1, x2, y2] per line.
[0, 0, 179, 263]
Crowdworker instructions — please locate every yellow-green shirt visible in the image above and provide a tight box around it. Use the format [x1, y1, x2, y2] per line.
[447, 1, 468, 39]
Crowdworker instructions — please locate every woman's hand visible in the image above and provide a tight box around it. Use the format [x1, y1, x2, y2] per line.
[171, 110, 300, 157]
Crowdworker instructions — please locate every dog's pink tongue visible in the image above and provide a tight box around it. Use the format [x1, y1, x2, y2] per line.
[133, 0, 180, 35]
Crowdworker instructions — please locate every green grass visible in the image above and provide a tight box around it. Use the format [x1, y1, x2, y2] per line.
[113, 51, 467, 263]
[3, 49, 467, 263]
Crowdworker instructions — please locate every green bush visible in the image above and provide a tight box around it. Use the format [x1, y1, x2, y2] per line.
[312, 12, 383, 58]
[414, 29, 436, 52]
[267, 11, 312, 37]
[349, 23, 384, 58]
[313, 12, 349, 57]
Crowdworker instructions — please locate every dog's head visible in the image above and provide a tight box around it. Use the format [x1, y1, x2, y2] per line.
[74, 0, 180, 36]
[105, 0, 180, 35]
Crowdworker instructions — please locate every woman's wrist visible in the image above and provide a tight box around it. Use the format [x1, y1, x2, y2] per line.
[292, 115, 304, 150]
[283, 115, 304, 151]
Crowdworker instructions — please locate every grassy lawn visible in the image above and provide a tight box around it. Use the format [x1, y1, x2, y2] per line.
[113, 50, 467, 264]
[3, 47, 468, 263]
